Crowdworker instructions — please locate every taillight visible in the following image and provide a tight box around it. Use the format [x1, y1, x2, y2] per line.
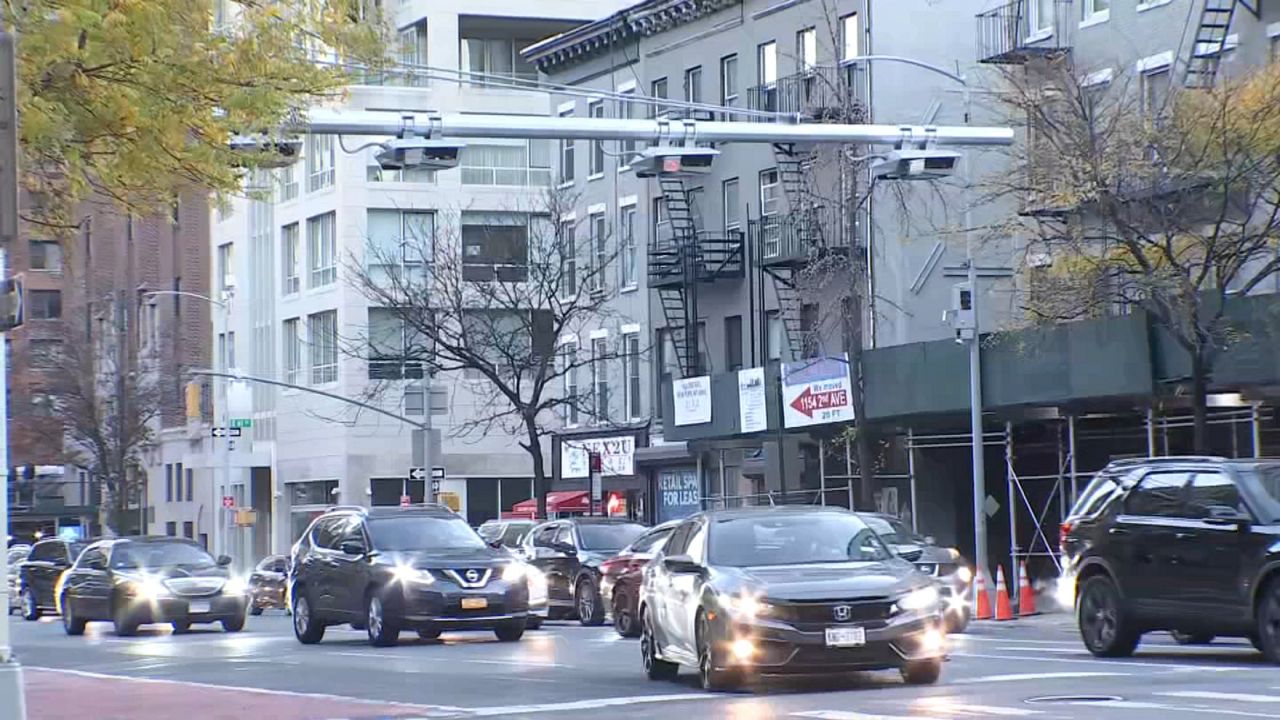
[1059, 521, 1073, 548]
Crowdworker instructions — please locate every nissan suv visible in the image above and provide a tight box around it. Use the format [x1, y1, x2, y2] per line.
[1062, 456, 1280, 662]
[289, 505, 535, 647]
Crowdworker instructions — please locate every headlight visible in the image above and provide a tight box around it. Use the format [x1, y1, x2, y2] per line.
[123, 574, 170, 601]
[722, 593, 773, 620]
[894, 585, 941, 613]
[954, 565, 973, 584]
[223, 576, 248, 595]
[391, 564, 435, 585]
[502, 563, 527, 582]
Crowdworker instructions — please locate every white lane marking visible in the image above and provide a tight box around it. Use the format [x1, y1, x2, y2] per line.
[462, 659, 572, 669]
[953, 651, 1246, 672]
[914, 699, 1042, 716]
[467, 693, 716, 717]
[960, 636, 1082, 646]
[1088, 699, 1280, 719]
[25, 666, 468, 713]
[793, 712, 947, 720]
[994, 646, 1085, 654]
[954, 670, 1123, 685]
[591, 634, 626, 643]
[1159, 691, 1280, 704]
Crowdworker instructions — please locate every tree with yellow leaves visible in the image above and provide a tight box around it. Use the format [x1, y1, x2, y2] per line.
[988, 59, 1280, 452]
[6, 0, 388, 227]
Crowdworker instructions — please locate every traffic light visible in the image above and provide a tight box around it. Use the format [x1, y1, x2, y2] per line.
[0, 276, 21, 331]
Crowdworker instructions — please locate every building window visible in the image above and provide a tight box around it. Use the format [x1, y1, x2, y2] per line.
[308, 310, 338, 384]
[281, 223, 300, 295]
[460, 140, 551, 186]
[217, 242, 234, 293]
[796, 28, 817, 74]
[758, 41, 778, 87]
[684, 66, 703, 105]
[462, 212, 530, 282]
[166, 522, 177, 537]
[620, 205, 637, 288]
[218, 332, 227, 371]
[165, 464, 173, 502]
[651, 77, 669, 118]
[27, 290, 61, 319]
[28, 339, 61, 368]
[226, 331, 236, 370]
[368, 307, 425, 380]
[722, 178, 740, 231]
[460, 36, 537, 85]
[283, 317, 302, 385]
[620, 93, 639, 159]
[276, 163, 299, 202]
[28, 240, 62, 272]
[305, 134, 335, 192]
[175, 462, 184, 501]
[841, 14, 859, 61]
[558, 108, 575, 184]
[1143, 66, 1172, 116]
[623, 332, 641, 419]
[308, 212, 336, 288]
[720, 55, 739, 107]
[368, 209, 432, 286]
[1082, 0, 1109, 21]
[592, 336, 609, 423]
[560, 220, 577, 297]
[183, 521, 194, 539]
[589, 212, 606, 293]
[185, 468, 193, 502]
[395, 20, 428, 85]
[1029, 0, 1054, 34]
[767, 311, 784, 361]
[587, 101, 606, 177]
[697, 322, 709, 375]
[725, 315, 743, 371]
[652, 197, 669, 246]
[562, 340, 579, 425]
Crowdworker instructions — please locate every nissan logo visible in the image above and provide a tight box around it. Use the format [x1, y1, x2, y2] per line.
[465, 569, 480, 583]
[833, 605, 852, 622]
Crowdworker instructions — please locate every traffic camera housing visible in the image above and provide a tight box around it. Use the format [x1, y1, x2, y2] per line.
[631, 146, 720, 178]
[227, 134, 304, 169]
[375, 136, 466, 171]
[870, 148, 962, 181]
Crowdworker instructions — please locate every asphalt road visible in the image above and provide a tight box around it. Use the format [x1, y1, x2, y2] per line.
[10, 611, 1280, 720]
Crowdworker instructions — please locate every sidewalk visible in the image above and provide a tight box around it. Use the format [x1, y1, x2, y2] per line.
[24, 668, 463, 720]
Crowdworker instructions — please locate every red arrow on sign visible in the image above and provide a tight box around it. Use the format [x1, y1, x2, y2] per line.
[789, 386, 849, 418]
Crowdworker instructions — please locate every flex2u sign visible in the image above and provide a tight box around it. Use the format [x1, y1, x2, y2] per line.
[782, 354, 855, 429]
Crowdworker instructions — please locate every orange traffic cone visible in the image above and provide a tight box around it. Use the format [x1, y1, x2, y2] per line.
[995, 565, 1014, 621]
[1018, 561, 1038, 616]
[974, 568, 992, 620]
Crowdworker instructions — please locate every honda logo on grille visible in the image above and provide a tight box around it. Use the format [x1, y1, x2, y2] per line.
[465, 569, 480, 583]
[833, 605, 852, 622]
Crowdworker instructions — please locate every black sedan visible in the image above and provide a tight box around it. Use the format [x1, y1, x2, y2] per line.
[521, 517, 647, 625]
[59, 537, 249, 636]
[249, 555, 289, 615]
[600, 521, 679, 637]
[639, 507, 946, 691]
[18, 538, 86, 620]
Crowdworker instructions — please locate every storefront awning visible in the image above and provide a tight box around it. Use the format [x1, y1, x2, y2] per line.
[503, 490, 590, 519]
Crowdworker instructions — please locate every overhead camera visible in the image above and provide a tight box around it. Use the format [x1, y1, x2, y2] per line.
[631, 146, 720, 178]
[227, 134, 304, 169]
[375, 136, 466, 171]
[870, 148, 962, 181]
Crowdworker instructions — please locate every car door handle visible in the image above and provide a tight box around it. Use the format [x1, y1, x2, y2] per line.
[1109, 527, 1130, 536]
[1175, 532, 1196, 540]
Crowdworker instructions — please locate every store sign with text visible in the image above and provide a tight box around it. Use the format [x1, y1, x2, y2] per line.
[672, 375, 712, 426]
[656, 468, 701, 523]
[561, 434, 636, 479]
[782, 354, 855, 429]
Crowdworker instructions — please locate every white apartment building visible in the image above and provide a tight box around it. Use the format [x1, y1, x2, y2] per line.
[156, 0, 626, 563]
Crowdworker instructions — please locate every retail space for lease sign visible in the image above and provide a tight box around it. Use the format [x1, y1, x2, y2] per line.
[782, 354, 855, 429]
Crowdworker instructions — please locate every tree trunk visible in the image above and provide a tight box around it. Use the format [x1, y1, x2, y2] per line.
[526, 419, 549, 520]
[1191, 350, 1209, 454]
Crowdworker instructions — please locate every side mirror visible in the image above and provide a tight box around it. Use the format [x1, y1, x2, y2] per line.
[339, 541, 366, 556]
[662, 554, 700, 574]
[900, 548, 924, 563]
[217, 555, 233, 567]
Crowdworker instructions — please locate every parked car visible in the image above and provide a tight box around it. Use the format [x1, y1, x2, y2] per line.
[59, 537, 249, 636]
[18, 538, 86, 620]
[1061, 456, 1280, 661]
[249, 555, 289, 615]
[7, 545, 30, 615]
[478, 520, 537, 551]
[289, 505, 537, 647]
[639, 507, 946, 691]
[521, 517, 647, 625]
[862, 514, 973, 632]
[600, 521, 679, 637]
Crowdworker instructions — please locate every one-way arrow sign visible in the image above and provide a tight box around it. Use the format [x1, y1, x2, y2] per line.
[211, 427, 243, 438]
[408, 467, 427, 481]
[788, 386, 850, 419]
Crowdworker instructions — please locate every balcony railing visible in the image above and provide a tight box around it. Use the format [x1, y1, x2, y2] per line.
[977, 0, 1070, 65]
[747, 64, 869, 122]
[751, 209, 853, 265]
[460, 166, 552, 187]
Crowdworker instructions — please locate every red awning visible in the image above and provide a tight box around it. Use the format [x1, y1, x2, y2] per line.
[503, 491, 590, 519]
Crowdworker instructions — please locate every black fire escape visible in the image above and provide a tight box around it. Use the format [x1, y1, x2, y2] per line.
[1185, 0, 1259, 89]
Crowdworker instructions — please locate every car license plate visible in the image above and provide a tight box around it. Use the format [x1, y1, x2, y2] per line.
[825, 626, 866, 647]
[188, 600, 211, 614]
[461, 597, 488, 610]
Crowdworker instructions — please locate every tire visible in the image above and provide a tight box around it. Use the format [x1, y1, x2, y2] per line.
[1255, 580, 1280, 663]
[112, 599, 140, 637]
[901, 658, 943, 685]
[494, 619, 526, 642]
[21, 588, 41, 621]
[527, 616, 543, 630]
[696, 611, 740, 692]
[417, 627, 442, 641]
[222, 611, 246, 633]
[1171, 631, 1214, 645]
[291, 588, 326, 645]
[1077, 575, 1140, 658]
[171, 621, 191, 634]
[641, 609, 679, 681]
[613, 591, 640, 638]
[366, 592, 400, 647]
[576, 577, 606, 627]
[250, 605, 264, 616]
[61, 594, 86, 636]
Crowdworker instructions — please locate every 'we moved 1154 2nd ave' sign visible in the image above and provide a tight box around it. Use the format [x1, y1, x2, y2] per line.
[782, 355, 855, 429]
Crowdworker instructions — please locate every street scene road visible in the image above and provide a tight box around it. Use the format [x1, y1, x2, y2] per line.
[15, 611, 1280, 720]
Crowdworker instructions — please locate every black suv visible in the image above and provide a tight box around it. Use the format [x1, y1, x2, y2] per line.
[1063, 456, 1280, 661]
[289, 505, 533, 647]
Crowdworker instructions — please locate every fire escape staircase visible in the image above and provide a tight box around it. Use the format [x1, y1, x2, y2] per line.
[765, 144, 829, 360]
[1184, 0, 1258, 89]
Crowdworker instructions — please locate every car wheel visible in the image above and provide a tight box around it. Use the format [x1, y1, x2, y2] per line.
[576, 577, 605, 627]
[61, 594, 86, 636]
[526, 616, 543, 630]
[696, 611, 739, 692]
[417, 627, 442, 641]
[1077, 575, 1139, 658]
[291, 589, 326, 645]
[222, 610, 246, 633]
[21, 588, 41, 621]
[641, 609, 679, 681]
[249, 604, 264, 617]
[112, 598, 140, 637]
[1171, 631, 1214, 645]
[901, 658, 943, 685]
[613, 591, 640, 638]
[494, 619, 526, 642]
[1255, 580, 1280, 663]
[171, 621, 192, 634]
[366, 592, 400, 647]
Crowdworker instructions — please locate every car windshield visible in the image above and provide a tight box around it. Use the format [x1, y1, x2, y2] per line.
[709, 513, 893, 567]
[368, 516, 487, 552]
[477, 524, 502, 541]
[577, 523, 646, 551]
[112, 542, 215, 570]
[863, 516, 925, 545]
[501, 524, 532, 546]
